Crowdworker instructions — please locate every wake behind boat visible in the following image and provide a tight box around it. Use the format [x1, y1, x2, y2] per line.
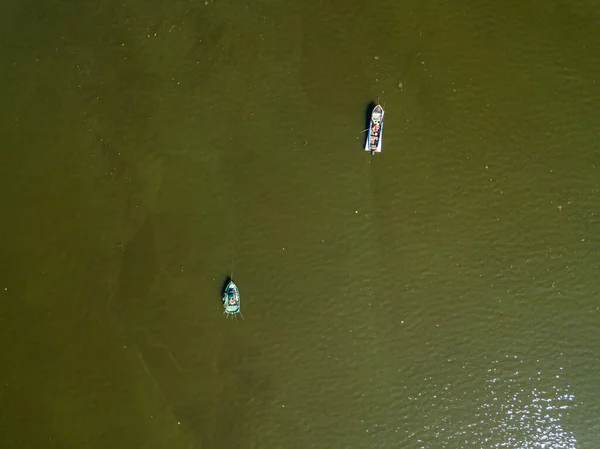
[365, 104, 384, 154]
[222, 279, 241, 315]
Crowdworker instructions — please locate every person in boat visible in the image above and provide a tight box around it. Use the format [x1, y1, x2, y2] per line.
[229, 297, 237, 306]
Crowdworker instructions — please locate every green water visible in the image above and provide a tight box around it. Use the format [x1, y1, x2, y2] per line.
[1, 0, 599, 448]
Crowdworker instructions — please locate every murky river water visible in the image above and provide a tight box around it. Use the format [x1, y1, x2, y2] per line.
[1, 0, 599, 448]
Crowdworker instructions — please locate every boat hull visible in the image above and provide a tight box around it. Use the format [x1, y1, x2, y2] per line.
[222, 280, 241, 315]
[364, 104, 384, 154]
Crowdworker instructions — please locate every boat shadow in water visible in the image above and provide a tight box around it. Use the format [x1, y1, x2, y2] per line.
[220, 276, 232, 297]
[217, 276, 233, 307]
[363, 101, 376, 150]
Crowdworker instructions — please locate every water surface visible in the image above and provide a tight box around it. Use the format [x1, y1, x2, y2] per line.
[1, 0, 599, 447]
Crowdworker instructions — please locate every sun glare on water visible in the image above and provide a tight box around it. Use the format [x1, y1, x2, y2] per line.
[404, 355, 577, 448]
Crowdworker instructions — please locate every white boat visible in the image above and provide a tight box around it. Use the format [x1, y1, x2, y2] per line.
[364, 104, 384, 154]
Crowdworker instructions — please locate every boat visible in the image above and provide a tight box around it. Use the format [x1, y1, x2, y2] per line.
[364, 104, 384, 154]
[222, 279, 241, 315]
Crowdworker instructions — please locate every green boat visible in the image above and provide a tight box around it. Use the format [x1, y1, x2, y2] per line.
[222, 279, 241, 315]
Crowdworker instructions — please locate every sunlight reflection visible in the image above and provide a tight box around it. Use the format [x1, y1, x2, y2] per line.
[406, 355, 577, 448]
